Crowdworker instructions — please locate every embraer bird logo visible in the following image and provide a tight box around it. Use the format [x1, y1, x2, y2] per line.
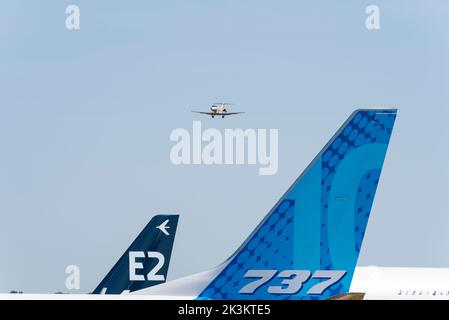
[157, 219, 171, 236]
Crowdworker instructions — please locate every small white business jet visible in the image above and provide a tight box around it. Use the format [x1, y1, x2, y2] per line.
[192, 102, 244, 118]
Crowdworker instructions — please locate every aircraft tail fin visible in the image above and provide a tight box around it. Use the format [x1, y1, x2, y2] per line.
[92, 214, 179, 294]
[200, 109, 397, 300]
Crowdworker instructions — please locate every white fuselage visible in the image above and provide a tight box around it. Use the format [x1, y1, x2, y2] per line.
[210, 105, 226, 114]
[350, 266, 449, 300]
[2, 266, 449, 300]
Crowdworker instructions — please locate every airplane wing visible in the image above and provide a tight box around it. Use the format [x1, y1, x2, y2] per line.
[222, 112, 245, 116]
[191, 111, 245, 116]
[191, 111, 214, 115]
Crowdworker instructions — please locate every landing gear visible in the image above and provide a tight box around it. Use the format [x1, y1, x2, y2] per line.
[212, 115, 214, 118]
[222, 115, 225, 118]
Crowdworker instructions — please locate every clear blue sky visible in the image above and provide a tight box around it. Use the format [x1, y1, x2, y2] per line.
[1, 1, 449, 293]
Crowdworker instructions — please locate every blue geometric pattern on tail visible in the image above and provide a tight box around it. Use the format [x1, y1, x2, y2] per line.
[355, 169, 381, 252]
[198, 109, 397, 300]
[320, 110, 395, 271]
[200, 200, 295, 300]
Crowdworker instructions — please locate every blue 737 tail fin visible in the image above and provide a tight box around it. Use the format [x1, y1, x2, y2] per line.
[199, 109, 397, 300]
[92, 214, 179, 294]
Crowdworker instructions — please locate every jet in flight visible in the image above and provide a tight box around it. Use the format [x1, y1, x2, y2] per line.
[192, 103, 244, 118]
